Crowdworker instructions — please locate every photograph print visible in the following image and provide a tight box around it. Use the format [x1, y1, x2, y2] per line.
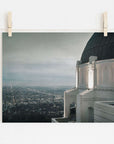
[2, 32, 114, 122]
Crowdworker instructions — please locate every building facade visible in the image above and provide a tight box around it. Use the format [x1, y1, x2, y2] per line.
[52, 33, 114, 122]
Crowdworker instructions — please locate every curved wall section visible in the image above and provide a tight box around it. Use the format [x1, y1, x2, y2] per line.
[78, 59, 114, 89]
[78, 64, 88, 89]
[96, 59, 114, 89]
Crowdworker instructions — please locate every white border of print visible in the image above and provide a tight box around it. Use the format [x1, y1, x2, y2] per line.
[0, 29, 114, 144]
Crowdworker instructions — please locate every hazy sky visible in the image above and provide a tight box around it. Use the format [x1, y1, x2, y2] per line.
[3, 33, 92, 87]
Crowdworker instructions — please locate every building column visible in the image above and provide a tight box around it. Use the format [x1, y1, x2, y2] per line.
[88, 56, 97, 89]
[64, 92, 70, 118]
[76, 61, 81, 88]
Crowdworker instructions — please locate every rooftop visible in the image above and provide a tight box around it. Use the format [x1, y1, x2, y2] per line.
[81, 33, 114, 63]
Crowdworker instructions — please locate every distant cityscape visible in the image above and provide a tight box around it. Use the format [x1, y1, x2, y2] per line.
[3, 86, 72, 122]
[2, 33, 90, 122]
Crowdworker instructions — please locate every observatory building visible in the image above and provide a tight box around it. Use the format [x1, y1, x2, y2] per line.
[52, 33, 114, 122]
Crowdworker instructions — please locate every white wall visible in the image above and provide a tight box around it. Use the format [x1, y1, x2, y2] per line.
[96, 59, 114, 89]
[0, 0, 114, 31]
[94, 101, 114, 122]
[0, 1, 114, 144]
[78, 59, 114, 90]
[79, 64, 88, 88]
[64, 88, 77, 118]
[76, 89, 114, 122]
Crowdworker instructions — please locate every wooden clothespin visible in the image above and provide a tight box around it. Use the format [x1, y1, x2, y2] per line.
[8, 12, 12, 37]
[103, 12, 108, 37]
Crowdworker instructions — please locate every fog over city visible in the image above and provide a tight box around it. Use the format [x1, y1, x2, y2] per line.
[3, 33, 92, 86]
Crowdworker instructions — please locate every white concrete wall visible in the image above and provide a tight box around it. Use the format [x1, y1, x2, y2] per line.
[76, 90, 95, 122]
[64, 59, 114, 122]
[64, 88, 78, 118]
[76, 89, 114, 122]
[78, 59, 114, 90]
[79, 64, 88, 89]
[96, 59, 114, 89]
[94, 101, 114, 122]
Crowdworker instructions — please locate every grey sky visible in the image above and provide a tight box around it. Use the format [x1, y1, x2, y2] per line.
[3, 33, 92, 87]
